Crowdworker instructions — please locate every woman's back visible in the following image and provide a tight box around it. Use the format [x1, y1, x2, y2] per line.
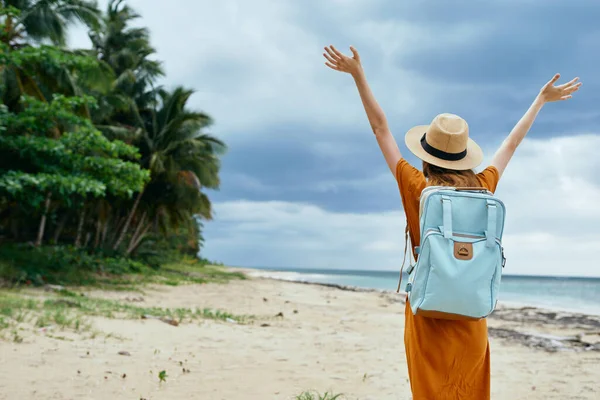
[396, 158, 499, 400]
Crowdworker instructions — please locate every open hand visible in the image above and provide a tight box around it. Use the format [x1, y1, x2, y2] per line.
[539, 74, 582, 103]
[323, 45, 362, 76]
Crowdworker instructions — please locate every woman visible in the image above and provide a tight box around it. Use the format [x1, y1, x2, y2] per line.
[322, 45, 581, 399]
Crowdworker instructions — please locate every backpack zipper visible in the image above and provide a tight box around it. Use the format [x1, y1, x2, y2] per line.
[423, 228, 499, 243]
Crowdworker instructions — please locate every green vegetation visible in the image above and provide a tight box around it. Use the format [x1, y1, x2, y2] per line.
[0, 287, 251, 340]
[0, 1, 226, 283]
[295, 391, 345, 400]
[0, 291, 93, 339]
[0, 244, 244, 287]
[158, 370, 168, 383]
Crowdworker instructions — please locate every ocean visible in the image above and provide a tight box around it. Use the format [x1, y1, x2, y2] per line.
[249, 267, 600, 315]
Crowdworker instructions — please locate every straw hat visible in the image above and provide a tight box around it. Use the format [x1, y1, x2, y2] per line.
[404, 113, 483, 170]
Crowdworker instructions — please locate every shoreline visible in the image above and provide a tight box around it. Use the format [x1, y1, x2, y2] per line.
[239, 266, 600, 317]
[239, 267, 600, 353]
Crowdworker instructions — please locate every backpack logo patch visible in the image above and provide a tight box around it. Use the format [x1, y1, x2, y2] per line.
[454, 242, 473, 260]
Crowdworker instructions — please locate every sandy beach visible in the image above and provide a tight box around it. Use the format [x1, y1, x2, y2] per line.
[1, 268, 599, 400]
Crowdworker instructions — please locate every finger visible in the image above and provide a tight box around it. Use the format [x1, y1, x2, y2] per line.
[330, 45, 345, 59]
[557, 77, 579, 89]
[350, 46, 360, 60]
[543, 73, 561, 89]
[548, 73, 561, 85]
[325, 62, 340, 71]
[324, 46, 341, 61]
[564, 83, 582, 94]
[325, 46, 341, 60]
[323, 52, 337, 64]
[560, 95, 572, 101]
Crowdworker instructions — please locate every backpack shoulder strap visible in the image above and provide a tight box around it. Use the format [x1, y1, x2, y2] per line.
[396, 225, 411, 293]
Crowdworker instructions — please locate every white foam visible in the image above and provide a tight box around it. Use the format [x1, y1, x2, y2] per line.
[246, 270, 333, 282]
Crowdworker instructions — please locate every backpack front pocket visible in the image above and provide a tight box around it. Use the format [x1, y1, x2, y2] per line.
[411, 231, 502, 319]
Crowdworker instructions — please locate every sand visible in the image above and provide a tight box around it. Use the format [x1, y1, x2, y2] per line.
[1, 269, 599, 400]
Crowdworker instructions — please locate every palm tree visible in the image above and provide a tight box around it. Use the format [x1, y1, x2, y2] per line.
[87, 0, 163, 135]
[0, 1, 105, 111]
[113, 87, 225, 254]
[90, 0, 162, 89]
[81, 3, 223, 255]
[1, 0, 100, 48]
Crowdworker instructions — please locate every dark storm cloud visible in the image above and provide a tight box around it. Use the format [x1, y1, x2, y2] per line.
[69, 1, 600, 275]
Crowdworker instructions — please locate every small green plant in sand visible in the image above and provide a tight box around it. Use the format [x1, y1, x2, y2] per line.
[12, 330, 23, 343]
[198, 308, 241, 321]
[295, 391, 345, 400]
[158, 370, 168, 383]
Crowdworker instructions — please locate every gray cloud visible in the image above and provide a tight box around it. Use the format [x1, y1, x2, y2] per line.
[206, 134, 600, 277]
[68, 1, 600, 275]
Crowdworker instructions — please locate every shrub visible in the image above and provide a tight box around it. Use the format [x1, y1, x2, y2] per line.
[0, 244, 149, 285]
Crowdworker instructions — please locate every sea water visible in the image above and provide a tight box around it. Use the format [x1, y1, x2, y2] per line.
[249, 267, 600, 315]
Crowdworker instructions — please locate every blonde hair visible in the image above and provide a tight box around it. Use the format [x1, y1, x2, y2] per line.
[423, 161, 480, 188]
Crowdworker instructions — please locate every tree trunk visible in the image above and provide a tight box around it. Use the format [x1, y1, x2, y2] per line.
[35, 193, 52, 247]
[5, 17, 13, 39]
[113, 190, 144, 251]
[75, 207, 86, 248]
[84, 232, 92, 248]
[101, 215, 111, 246]
[52, 213, 68, 244]
[127, 211, 147, 253]
[126, 223, 151, 256]
[113, 214, 126, 235]
[94, 216, 103, 249]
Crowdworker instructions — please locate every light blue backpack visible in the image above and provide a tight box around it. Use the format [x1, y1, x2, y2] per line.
[398, 187, 506, 320]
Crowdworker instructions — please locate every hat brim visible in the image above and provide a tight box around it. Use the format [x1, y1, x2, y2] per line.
[404, 125, 484, 171]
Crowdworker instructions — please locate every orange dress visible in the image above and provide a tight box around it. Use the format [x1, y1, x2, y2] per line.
[395, 159, 500, 400]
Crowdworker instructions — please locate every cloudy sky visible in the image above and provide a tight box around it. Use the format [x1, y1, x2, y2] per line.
[70, 0, 600, 277]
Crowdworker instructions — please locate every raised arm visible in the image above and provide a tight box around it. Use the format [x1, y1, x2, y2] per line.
[491, 74, 581, 177]
[323, 45, 401, 176]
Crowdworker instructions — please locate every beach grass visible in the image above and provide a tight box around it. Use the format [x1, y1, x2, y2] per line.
[147, 261, 246, 286]
[65, 262, 245, 292]
[0, 288, 251, 340]
[295, 391, 345, 400]
[0, 257, 249, 341]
